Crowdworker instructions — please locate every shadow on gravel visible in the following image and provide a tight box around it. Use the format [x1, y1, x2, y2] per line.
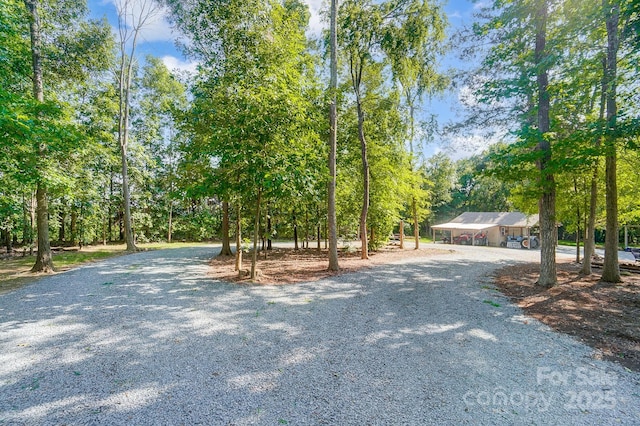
[1, 252, 637, 425]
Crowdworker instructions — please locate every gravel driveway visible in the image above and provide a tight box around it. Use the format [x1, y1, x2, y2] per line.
[1, 245, 639, 425]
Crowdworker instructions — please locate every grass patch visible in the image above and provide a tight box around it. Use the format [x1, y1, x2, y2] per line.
[483, 299, 501, 308]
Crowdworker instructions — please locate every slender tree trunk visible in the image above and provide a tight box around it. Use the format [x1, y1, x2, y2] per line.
[70, 206, 78, 245]
[220, 201, 232, 255]
[22, 192, 28, 245]
[601, 0, 621, 283]
[356, 94, 370, 260]
[29, 193, 35, 255]
[235, 205, 242, 272]
[250, 189, 262, 280]
[304, 210, 309, 249]
[25, 0, 53, 272]
[535, 0, 556, 287]
[167, 201, 173, 243]
[399, 219, 404, 249]
[267, 208, 272, 250]
[59, 204, 65, 243]
[327, 0, 339, 271]
[116, 1, 151, 253]
[317, 225, 321, 251]
[119, 114, 136, 251]
[413, 198, 419, 249]
[293, 211, 299, 251]
[581, 58, 607, 275]
[574, 178, 581, 263]
[108, 173, 114, 242]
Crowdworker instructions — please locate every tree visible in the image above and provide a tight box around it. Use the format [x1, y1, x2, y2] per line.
[534, 0, 557, 288]
[601, 0, 621, 282]
[17, 0, 113, 271]
[328, 0, 339, 271]
[115, 0, 162, 252]
[165, 0, 319, 280]
[23, 0, 53, 272]
[337, 0, 447, 258]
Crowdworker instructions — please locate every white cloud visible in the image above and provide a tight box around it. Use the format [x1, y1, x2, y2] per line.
[161, 55, 199, 75]
[473, 1, 491, 10]
[305, 0, 326, 38]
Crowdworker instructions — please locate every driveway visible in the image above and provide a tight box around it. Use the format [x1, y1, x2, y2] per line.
[1, 245, 638, 425]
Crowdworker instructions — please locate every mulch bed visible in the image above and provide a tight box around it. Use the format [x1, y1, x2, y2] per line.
[208, 245, 448, 285]
[493, 261, 640, 372]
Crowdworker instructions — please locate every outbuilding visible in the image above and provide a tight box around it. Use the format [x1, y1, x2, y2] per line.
[432, 212, 540, 248]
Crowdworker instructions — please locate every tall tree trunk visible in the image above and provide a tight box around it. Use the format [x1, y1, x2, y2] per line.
[327, 0, 339, 271]
[581, 58, 607, 275]
[25, 0, 53, 272]
[250, 189, 262, 280]
[70, 208, 77, 246]
[317, 224, 321, 251]
[220, 201, 232, 255]
[413, 198, 419, 249]
[574, 178, 581, 264]
[535, 0, 556, 287]
[108, 173, 114, 242]
[32, 185, 53, 272]
[119, 113, 136, 251]
[267, 205, 272, 250]
[167, 201, 173, 243]
[22, 192, 29, 245]
[305, 210, 309, 249]
[601, 0, 621, 283]
[29, 193, 35, 255]
[293, 211, 299, 251]
[399, 219, 404, 249]
[235, 205, 242, 272]
[356, 95, 370, 260]
[59, 203, 65, 243]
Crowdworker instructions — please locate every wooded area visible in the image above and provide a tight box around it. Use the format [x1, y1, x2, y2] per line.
[1, 0, 638, 285]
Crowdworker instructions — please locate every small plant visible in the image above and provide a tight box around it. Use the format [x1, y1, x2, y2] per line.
[483, 300, 501, 308]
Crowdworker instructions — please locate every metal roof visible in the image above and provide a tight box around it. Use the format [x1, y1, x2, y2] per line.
[433, 212, 539, 230]
[431, 222, 496, 230]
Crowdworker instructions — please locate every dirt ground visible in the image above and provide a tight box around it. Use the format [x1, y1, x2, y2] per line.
[209, 245, 450, 284]
[493, 261, 640, 372]
[210, 246, 640, 373]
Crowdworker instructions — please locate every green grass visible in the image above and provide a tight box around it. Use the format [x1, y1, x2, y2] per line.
[557, 240, 607, 249]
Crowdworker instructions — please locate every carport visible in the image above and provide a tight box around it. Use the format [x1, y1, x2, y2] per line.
[431, 212, 540, 247]
[431, 222, 495, 246]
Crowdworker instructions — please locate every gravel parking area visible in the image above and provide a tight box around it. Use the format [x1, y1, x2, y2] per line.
[1, 245, 639, 425]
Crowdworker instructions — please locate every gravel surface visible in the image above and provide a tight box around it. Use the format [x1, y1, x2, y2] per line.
[1, 245, 639, 425]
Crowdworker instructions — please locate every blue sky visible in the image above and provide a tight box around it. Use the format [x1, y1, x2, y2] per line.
[87, 0, 490, 159]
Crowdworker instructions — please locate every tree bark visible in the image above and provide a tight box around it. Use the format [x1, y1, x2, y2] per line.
[581, 58, 607, 275]
[399, 219, 404, 249]
[293, 211, 299, 251]
[535, 0, 556, 288]
[601, 0, 621, 283]
[250, 189, 262, 280]
[235, 205, 242, 272]
[413, 198, 419, 249]
[167, 201, 173, 243]
[327, 0, 339, 271]
[59, 203, 65, 243]
[356, 94, 370, 260]
[25, 0, 54, 273]
[220, 201, 233, 255]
